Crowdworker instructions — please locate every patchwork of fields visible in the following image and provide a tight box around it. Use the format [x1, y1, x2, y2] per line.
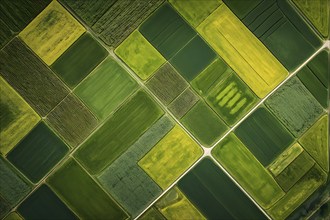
[0, 0, 329, 220]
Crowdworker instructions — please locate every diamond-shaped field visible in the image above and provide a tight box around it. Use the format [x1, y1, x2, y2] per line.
[0, 0, 329, 220]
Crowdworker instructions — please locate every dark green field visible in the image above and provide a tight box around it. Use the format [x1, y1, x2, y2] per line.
[7, 122, 68, 183]
[181, 101, 228, 147]
[169, 35, 216, 81]
[235, 106, 294, 166]
[45, 94, 98, 148]
[178, 158, 267, 220]
[47, 159, 128, 219]
[51, 33, 108, 88]
[139, 3, 196, 59]
[168, 88, 199, 119]
[0, 38, 69, 116]
[146, 63, 188, 105]
[75, 91, 164, 174]
[17, 185, 78, 220]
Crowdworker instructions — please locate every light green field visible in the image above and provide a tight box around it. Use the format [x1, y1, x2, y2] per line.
[197, 3, 288, 98]
[268, 164, 327, 220]
[299, 115, 329, 172]
[293, 0, 329, 37]
[212, 133, 285, 209]
[115, 30, 166, 80]
[139, 125, 202, 189]
[19, 1, 85, 65]
[75, 57, 138, 120]
[169, 0, 221, 27]
[3, 212, 23, 220]
[0, 76, 39, 155]
[155, 186, 206, 219]
[268, 143, 304, 176]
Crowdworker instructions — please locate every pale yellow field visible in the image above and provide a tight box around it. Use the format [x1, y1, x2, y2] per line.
[197, 3, 288, 98]
[138, 125, 202, 189]
[156, 187, 206, 219]
[0, 76, 40, 155]
[19, 1, 85, 65]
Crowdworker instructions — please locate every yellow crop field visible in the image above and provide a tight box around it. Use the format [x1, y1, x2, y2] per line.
[19, 1, 85, 65]
[138, 125, 202, 189]
[197, 3, 288, 98]
[0, 76, 40, 155]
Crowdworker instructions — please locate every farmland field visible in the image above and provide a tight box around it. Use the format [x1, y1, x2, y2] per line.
[299, 115, 329, 172]
[19, 1, 85, 65]
[212, 133, 284, 209]
[51, 33, 108, 88]
[265, 77, 324, 137]
[3, 212, 22, 220]
[0, 38, 69, 116]
[7, 122, 69, 183]
[181, 101, 228, 147]
[47, 159, 128, 220]
[98, 116, 173, 217]
[235, 106, 294, 166]
[139, 3, 196, 59]
[17, 185, 77, 220]
[168, 88, 199, 119]
[146, 63, 188, 105]
[178, 158, 267, 220]
[45, 94, 98, 148]
[75, 91, 164, 174]
[115, 30, 166, 80]
[139, 207, 165, 220]
[169, 0, 221, 27]
[155, 187, 206, 219]
[139, 125, 202, 189]
[0, 0, 51, 48]
[74, 57, 138, 120]
[197, 3, 288, 98]
[0, 77, 39, 155]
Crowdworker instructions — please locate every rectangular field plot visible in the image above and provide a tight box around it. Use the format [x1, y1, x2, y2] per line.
[3, 212, 22, 220]
[178, 159, 267, 220]
[7, 122, 69, 183]
[155, 187, 206, 219]
[19, 1, 85, 65]
[139, 3, 196, 59]
[212, 133, 285, 209]
[98, 116, 174, 217]
[181, 101, 228, 147]
[197, 3, 288, 98]
[169, 0, 221, 27]
[75, 91, 163, 174]
[139, 207, 165, 220]
[47, 159, 128, 220]
[51, 33, 108, 88]
[45, 94, 98, 148]
[75, 57, 138, 120]
[267, 164, 327, 220]
[17, 185, 78, 220]
[168, 88, 199, 119]
[0, 77, 39, 155]
[139, 125, 202, 189]
[146, 63, 188, 105]
[62, 0, 164, 47]
[0, 0, 51, 48]
[265, 77, 323, 137]
[115, 30, 165, 80]
[0, 38, 69, 116]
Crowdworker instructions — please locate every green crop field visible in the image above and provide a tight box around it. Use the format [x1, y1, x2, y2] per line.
[51, 33, 108, 88]
[0, 77, 39, 155]
[47, 159, 128, 219]
[74, 57, 138, 120]
[181, 101, 228, 146]
[7, 122, 68, 183]
[212, 133, 285, 209]
[45, 94, 98, 148]
[0, 1, 328, 219]
[75, 91, 163, 174]
[139, 125, 202, 189]
[0, 38, 69, 116]
[17, 185, 77, 220]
